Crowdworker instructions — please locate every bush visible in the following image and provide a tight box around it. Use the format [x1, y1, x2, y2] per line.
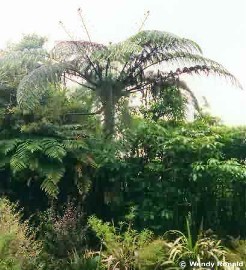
[136, 239, 173, 270]
[88, 216, 174, 270]
[0, 198, 42, 270]
[164, 218, 228, 268]
[69, 250, 104, 270]
[226, 238, 246, 269]
[38, 202, 88, 258]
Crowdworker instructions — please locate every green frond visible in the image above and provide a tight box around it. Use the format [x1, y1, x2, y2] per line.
[0, 49, 47, 69]
[10, 142, 30, 172]
[0, 49, 47, 87]
[129, 30, 203, 54]
[40, 178, 59, 197]
[16, 63, 66, 111]
[41, 139, 67, 161]
[131, 51, 241, 88]
[40, 165, 65, 197]
[51, 40, 105, 62]
[94, 41, 142, 64]
[62, 139, 88, 151]
[24, 140, 42, 153]
[0, 137, 94, 197]
[0, 139, 20, 155]
[9, 140, 43, 173]
[10, 156, 28, 172]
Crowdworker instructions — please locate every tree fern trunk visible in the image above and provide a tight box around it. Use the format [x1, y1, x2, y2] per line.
[101, 85, 117, 138]
[103, 101, 115, 137]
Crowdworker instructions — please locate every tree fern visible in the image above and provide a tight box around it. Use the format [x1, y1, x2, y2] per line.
[9, 30, 241, 135]
[0, 137, 95, 197]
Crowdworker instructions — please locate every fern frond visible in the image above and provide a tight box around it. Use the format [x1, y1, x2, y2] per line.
[10, 144, 29, 173]
[39, 163, 65, 197]
[41, 139, 67, 161]
[17, 63, 66, 111]
[10, 157, 28, 172]
[129, 30, 203, 54]
[94, 41, 142, 64]
[128, 52, 241, 88]
[62, 139, 88, 151]
[0, 139, 20, 155]
[0, 49, 47, 87]
[51, 40, 105, 62]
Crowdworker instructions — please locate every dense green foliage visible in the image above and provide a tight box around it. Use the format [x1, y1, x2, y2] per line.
[89, 117, 246, 236]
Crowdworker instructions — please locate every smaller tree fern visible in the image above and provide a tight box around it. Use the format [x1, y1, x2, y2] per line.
[0, 137, 96, 197]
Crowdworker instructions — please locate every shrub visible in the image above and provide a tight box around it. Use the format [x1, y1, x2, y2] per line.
[69, 250, 104, 270]
[136, 239, 173, 270]
[164, 218, 228, 268]
[88, 216, 174, 270]
[226, 238, 246, 269]
[0, 198, 41, 270]
[37, 202, 88, 260]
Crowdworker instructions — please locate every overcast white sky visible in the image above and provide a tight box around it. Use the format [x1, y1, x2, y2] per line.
[0, 0, 246, 125]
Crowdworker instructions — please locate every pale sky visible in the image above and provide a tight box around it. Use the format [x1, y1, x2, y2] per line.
[0, 0, 246, 125]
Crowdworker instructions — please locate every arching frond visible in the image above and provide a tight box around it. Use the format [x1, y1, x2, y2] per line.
[16, 63, 66, 111]
[129, 30, 203, 54]
[0, 48, 47, 88]
[62, 139, 88, 151]
[41, 139, 67, 161]
[51, 40, 105, 62]
[40, 163, 65, 197]
[94, 41, 142, 63]
[124, 52, 241, 89]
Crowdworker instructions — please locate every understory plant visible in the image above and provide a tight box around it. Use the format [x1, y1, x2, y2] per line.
[88, 216, 174, 270]
[225, 238, 246, 269]
[69, 250, 104, 270]
[0, 198, 42, 270]
[164, 218, 228, 268]
[38, 202, 88, 260]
